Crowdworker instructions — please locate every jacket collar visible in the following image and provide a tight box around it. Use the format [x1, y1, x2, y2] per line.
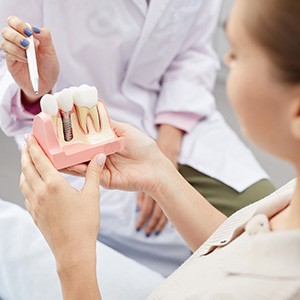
[195, 179, 296, 257]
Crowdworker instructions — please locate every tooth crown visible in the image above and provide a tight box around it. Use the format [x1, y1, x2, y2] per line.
[40, 94, 58, 116]
[73, 84, 98, 108]
[56, 88, 74, 112]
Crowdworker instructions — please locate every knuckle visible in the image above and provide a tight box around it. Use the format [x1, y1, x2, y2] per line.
[43, 28, 52, 40]
[151, 213, 160, 223]
[153, 209, 162, 218]
[140, 210, 150, 219]
[7, 15, 21, 28]
[1, 27, 8, 37]
[35, 189, 45, 205]
[0, 40, 6, 51]
[47, 179, 59, 192]
[29, 145, 39, 162]
[139, 214, 147, 223]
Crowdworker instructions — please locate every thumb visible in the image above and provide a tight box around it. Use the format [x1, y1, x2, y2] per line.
[83, 154, 106, 191]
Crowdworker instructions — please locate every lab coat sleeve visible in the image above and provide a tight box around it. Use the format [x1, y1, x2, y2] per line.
[0, 0, 43, 138]
[155, 0, 222, 133]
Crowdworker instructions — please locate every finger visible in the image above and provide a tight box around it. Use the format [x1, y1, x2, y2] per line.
[110, 120, 128, 137]
[21, 145, 44, 187]
[63, 163, 88, 177]
[26, 135, 58, 182]
[3, 51, 27, 63]
[24, 199, 32, 214]
[7, 16, 33, 38]
[153, 214, 168, 236]
[1, 39, 27, 61]
[29, 27, 56, 56]
[137, 192, 144, 211]
[136, 195, 154, 231]
[144, 203, 165, 235]
[83, 154, 106, 192]
[1, 26, 30, 51]
[19, 172, 35, 202]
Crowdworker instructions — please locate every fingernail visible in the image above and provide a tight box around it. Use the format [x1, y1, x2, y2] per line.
[155, 231, 161, 236]
[24, 133, 30, 143]
[136, 227, 141, 232]
[32, 26, 41, 34]
[146, 233, 151, 238]
[20, 39, 29, 47]
[24, 28, 32, 37]
[135, 205, 140, 213]
[97, 153, 106, 166]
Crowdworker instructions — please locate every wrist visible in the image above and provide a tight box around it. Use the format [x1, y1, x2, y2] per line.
[21, 89, 42, 105]
[148, 155, 177, 200]
[55, 241, 97, 274]
[57, 252, 101, 300]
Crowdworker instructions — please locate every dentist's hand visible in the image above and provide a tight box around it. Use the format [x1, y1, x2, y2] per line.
[136, 125, 183, 236]
[1, 16, 59, 103]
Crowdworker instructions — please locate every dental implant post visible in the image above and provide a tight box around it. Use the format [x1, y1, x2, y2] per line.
[60, 110, 73, 141]
[56, 89, 74, 142]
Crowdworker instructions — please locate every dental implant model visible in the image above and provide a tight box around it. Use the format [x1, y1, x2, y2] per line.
[32, 85, 123, 169]
[56, 88, 74, 142]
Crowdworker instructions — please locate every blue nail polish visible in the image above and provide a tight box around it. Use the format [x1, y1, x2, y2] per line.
[32, 26, 41, 34]
[135, 205, 140, 213]
[146, 233, 151, 238]
[155, 231, 161, 236]
[20, 39, 29, 47]
[136, 227, 141, 232]
[24, 28, 32, 37]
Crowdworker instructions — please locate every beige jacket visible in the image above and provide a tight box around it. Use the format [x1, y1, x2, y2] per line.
[149, 179, 300, 299]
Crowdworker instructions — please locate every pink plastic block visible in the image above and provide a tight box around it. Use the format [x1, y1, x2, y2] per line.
[32, 100, 123, 170]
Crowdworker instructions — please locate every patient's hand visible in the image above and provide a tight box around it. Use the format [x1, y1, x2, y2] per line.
[20, 135, 105, 269]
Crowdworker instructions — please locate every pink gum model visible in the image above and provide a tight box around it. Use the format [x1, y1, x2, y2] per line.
[32, 100, 123, 170]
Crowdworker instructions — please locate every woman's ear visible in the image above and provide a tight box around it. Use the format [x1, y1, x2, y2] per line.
[290, 96, 300, 139]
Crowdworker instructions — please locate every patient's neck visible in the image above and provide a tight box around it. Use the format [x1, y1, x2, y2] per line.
[270, 175, 300, 231]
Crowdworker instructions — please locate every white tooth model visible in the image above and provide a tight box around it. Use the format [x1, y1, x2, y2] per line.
[56, 88, 74, 142]
[41, 94, 58, 115]
[32, 84, 123, 169]
[40, 94, 59, 127]
[73, 84, 100, 133]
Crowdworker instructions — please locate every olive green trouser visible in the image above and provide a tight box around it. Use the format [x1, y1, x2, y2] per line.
[178, 164, 276, 217]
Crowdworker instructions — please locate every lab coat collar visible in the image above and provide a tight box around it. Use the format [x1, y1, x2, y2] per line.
[142, 0, 171, 39]
[125, 0, 171, 77]
[129, 0, 171, 38]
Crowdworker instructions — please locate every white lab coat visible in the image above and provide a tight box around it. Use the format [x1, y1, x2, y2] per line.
[0, 0, 268, 276]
